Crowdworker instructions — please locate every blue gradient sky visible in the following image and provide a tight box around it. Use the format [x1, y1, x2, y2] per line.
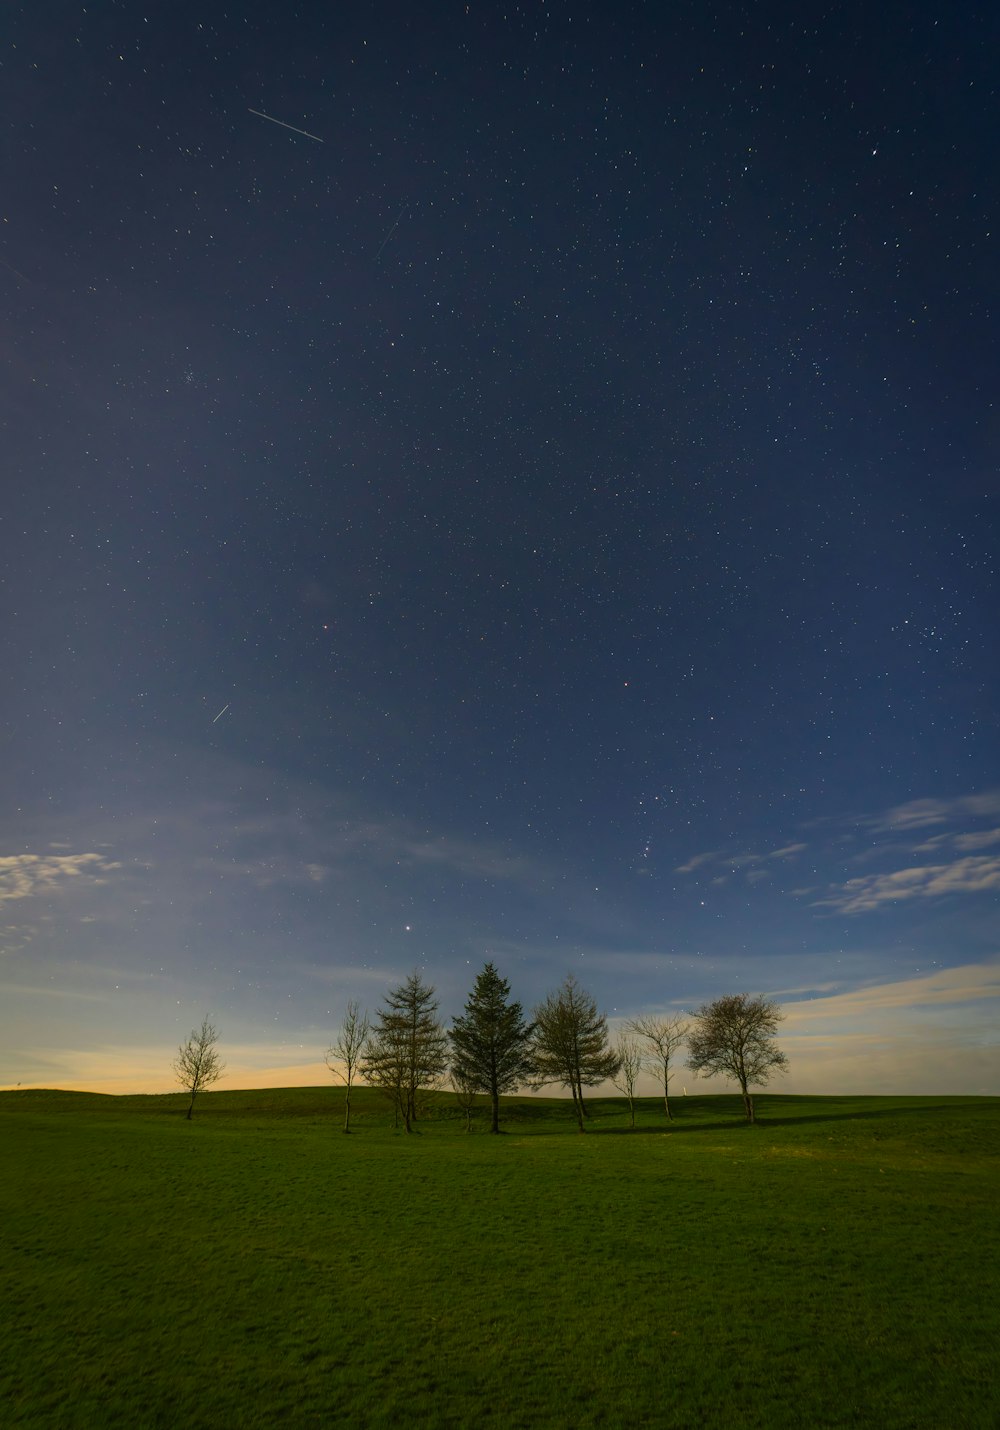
[2, 1, 997, 1094]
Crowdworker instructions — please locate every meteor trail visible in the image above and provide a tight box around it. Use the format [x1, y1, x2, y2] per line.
[212, 704, 230, 723]
[248, 108, 324, 143]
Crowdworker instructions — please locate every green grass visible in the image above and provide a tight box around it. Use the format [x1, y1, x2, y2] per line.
[2, 1088, 997, 1428]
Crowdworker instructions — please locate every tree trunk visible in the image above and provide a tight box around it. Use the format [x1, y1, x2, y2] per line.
[343, 1084, 352, 1133]
[741, 1085, 754, 1122]
[186, 1091, 196, 1120]
[490, 1090, 500, 1134]
[662, 1073, 673, 1121]
[628, 1096, 635, 1129]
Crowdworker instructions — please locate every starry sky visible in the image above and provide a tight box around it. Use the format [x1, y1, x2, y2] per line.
[2, 1, 998, 1096]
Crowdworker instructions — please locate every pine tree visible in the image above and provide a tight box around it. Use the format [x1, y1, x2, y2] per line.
[361, 971, 448, 1132]
[531, 975, 621, 1132]
[449, 962, 535, 1133]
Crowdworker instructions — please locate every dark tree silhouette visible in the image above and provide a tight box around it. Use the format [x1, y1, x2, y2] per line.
[625, 1013, 689, 1120]
[449, 962, 535, 1133]
[173, 1017, 225, 1120]
[361, 972, 448, 1133]
[531, 975, 620, 1132]
[687, 994, 788, 1122]
[326, 1001, 370, 1133]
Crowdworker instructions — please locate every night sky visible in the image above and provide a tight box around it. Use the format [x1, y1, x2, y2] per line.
[3, 2, 997, 1095]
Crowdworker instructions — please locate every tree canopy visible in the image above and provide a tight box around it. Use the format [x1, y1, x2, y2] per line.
[361, 971, 448, 1133]
[173, 1017, 225, 1120]
[449, 962, 535, 1133]
[531, 975, 620, 1132]
[687, 994, 788, 1122]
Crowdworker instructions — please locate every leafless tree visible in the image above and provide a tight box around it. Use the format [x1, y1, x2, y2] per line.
[611, 1033, 644, 1128]
[687, 994, 788, 1122]
[449, 1068, 479, 1132]
[531, 975, 620, 1132]
[326, 1001, 370, 1133]
[173, 1017, 225, 1120]
[626, 1013, 689, 1120]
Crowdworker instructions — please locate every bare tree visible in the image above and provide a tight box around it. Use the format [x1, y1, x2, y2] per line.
[361, 971, 448, 1133]
[611, 1033, 644, 1128]
[531, 975, 620, 1132]
[173, 1017, 225, 1120]
[326, 1001, 370, 1133]
[449, 1068, 479, 1133]
[687, 994, 789, 1122]
[626, 1013, 689, 1121]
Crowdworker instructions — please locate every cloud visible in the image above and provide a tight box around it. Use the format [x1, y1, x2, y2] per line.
[0, 852, 122, 907]
[872, 790, 1000, 833]
[674, 851, 720, 875]
[769, 843, 807, 860]
[783, 959, 1000, 1020]
[815, 855, 1000, 914]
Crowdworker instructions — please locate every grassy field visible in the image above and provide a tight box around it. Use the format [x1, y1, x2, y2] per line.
[2, 1087, 997, 1428]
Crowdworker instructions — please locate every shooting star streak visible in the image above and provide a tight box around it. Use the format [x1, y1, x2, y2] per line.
[375, 205, 407, 259]
[248, 108, 324, 143]
[212, 704, 230, 724]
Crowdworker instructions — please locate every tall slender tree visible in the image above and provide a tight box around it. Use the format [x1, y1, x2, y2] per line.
[611, 1032, 644, 1129]
[531, 975, 620, 1132]
[361, 971, 448, 1133]
[449, 962, 535, 1133]
[326, 1001, 370, 1133]
[173, 1016, 225, 1120]
[625, 1013, 689, 1121]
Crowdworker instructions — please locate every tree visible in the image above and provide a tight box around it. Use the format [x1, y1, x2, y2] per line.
[173, 1016, 225, 1120]
[449, 962, 535, 1133]
[326, 1001, 370, 1133]
[361, 971, 448, 1133]
[686, 994, 789, 1122]
[625, 1013, 689, 1121]
[611, 1033, 644, 1128]
[449, 1068, 479, 1133]
[531, 975, 621, 1132]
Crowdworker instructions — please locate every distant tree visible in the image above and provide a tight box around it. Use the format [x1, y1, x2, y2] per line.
[449, 962, 535, 1134]
[611, 1033, 644, 1128]
[361, 972, 448, 1133]
[449, 1068, 479, 1133]
[173, 1017, 225, 1120]
[625, 1013, 689, 1121]
[326, 1001, 370, 1133]
[531, 975, 621, 1132]
[687, 994, 788, 1123]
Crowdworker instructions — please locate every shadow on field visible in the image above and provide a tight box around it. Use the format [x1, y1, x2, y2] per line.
[589, 1100, 975, 1135]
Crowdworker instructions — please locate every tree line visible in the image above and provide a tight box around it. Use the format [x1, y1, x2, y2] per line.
[173, 966, 788, 1128]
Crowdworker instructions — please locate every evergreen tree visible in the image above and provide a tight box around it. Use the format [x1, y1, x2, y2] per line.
[361, 971, 448, 1132]
[449, 962, 535, 1133]
[531, 975, 620, 1132]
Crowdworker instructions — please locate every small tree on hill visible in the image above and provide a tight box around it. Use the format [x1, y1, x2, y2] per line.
[361, 971, 448, 1133]
[687, 993, 788, 1123]
[326, 1001, 370, 1133]
[449, 1068, 479, 1133]
[625, 1013, 689, 1121]
[173, 1016, 225, 1120]
[611, 1033, 644, 1128]
[449, 962, 535, 1133]
[531, 975, 620, 1132]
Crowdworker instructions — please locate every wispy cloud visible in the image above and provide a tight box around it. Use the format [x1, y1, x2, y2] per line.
[0, 852, 122, 906]
[674, 851, 720, 875]
[872, 790, 1000, 832]
[815, 855, 1000, 914]
[675, 842, 806, 879]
